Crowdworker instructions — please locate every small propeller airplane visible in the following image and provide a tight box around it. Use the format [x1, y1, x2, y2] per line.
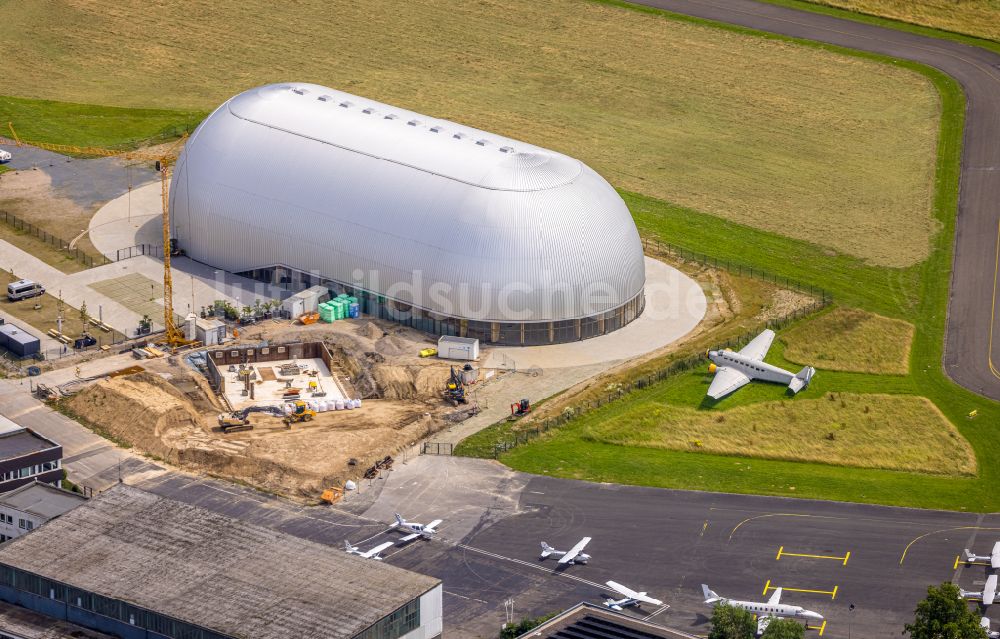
[344, 540, 394, 560]
[963, 542, 1000, 568]
[961, 574, 998, 605]
[982, 617, 1000, 639]
[602, 581, 663, 610]
[540, 537, 591, 565]
[702, 585, 824, 636]
[706, 329, 815, 400]
[391, 513, 442, 542]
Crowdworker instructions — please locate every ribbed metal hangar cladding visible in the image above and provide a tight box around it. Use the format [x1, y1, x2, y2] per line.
[169, 83, 645, 345]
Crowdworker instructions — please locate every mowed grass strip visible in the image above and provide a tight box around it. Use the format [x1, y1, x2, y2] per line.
[579, 393, 973, 476]
[0, 0, 937, 266]
[781, 307, 914, 374]
[0, 96, 205, 150]
[798, 0, 1000, 42]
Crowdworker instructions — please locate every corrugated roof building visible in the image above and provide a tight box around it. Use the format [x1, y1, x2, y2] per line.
[0, 484, 442, 639]
[170, 83, 645, 345]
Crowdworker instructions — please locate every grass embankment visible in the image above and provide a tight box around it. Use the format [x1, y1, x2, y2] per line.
[794, 0, 1000, 44]
[781, 307, 914, 374]
[0, 96, 204, 150]
[0, 220, 90, 274]
[0, 0, 938, 266]
[485, 16, 997, 509]
[580, 390, 972, 476]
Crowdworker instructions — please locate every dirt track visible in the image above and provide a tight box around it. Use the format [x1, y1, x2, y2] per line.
[630, 0, 1000, 400]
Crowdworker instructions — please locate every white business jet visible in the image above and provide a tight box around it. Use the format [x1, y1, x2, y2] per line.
[602, 581, 663, 610]
[964, 542, 1000, 568]
[706, 329, 815, 400]
[981, 618, 1000, 639]
[391, 513, 442, 541]
[344, 540, 394, 560]
[961, 575, 998, 605]
[702, 585, 824, 636]
[540, 537, 591, 565]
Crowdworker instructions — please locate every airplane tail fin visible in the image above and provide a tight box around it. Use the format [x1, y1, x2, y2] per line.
[788, 366, 815, 394]
[702, 584, 721, 604]
[393, 513, 404, 527]
[540, 542, 553, 558]
[964, 549, 976, 562]
[344, 540, 354, 552]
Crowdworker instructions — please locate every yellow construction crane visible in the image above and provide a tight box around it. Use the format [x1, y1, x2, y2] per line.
[4, 123, 191, 347]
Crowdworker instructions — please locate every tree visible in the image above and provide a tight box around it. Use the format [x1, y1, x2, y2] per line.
[760, 618, 805, 639]
[79, 301, 90, 327]
[905, 582, 987, 639]
[499, 612, 558, 639]
[708, 603, 755, 639]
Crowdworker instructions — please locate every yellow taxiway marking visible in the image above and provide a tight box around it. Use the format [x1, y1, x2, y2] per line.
[990, 219, 1000, 381]
[728, 513, 846, 541]
[954, 555, 961, 570]
[764, 581, 838, 600]
[817, 620, 827, 636]
[777, 546, 850, 565]
[700, 521, 709, 538]
[899, 526, 1000, 565]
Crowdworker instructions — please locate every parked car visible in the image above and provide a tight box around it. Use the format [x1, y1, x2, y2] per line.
[0, 148, 11, 163]
[7, 279, 44, 301]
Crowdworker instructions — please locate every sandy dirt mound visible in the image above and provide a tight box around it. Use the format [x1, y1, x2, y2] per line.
[65, 372, 203, 459]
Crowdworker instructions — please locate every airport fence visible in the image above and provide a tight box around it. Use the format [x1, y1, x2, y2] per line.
[642, 237, 831, 305]
[0, 211, 111, 268]
[114, 243, 163, 261]
[488, 297, 830, 459]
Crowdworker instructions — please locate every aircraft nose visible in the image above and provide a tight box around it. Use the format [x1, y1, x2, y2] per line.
[802, 611, 824, 621]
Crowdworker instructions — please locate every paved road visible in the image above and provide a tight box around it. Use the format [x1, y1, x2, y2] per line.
[623, 0, 1000, 399]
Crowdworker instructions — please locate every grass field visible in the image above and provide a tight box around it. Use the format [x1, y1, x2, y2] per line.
[0, 0, 939, 267]
[0, 96, 204, 150]
[799, 0, 1000, 42]
[578, 392, 973, 475]
[781, 307, 914, 373]
[0, 270, 124, 346]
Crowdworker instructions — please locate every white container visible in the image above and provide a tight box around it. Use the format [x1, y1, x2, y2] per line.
[355, 398, 362, 408]
[319, 400, 328, 412]
[335, 399, 344, 410]
[345, 399, 354, 410]
[284, 403, 294, 415]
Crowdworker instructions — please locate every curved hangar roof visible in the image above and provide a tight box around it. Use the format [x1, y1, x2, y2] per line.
[170, 83, 645, 323]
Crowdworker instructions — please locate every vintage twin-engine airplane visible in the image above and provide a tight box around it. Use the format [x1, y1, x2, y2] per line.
[706, 329, 815, 400]
[602, 581, 663, 610]
[344, 540, 394, 560]
[964, 542, 1000, 568]
[702, 585, 824, 636]
[540, 537, 592, 565]
[982, 618, 1000, 639]
[961, 574, 998, 605]
[391, 514, 442, 541]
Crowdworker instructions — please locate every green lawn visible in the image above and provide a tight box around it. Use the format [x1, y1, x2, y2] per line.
[0, 95, 205, 150]
[465, 17, 1000, 509]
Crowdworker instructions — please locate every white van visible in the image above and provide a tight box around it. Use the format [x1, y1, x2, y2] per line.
[7, 279, 44, 301]
[0, 149, 11, 163]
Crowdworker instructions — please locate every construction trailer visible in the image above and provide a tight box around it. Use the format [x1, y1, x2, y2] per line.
[437, 336, 479, 361]
[0, 322, 40, 358]
[195, 318, 226, 346]
[281, 285, 330, 318]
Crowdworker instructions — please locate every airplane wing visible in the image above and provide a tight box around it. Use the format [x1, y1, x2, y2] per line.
[739, 329, 775, 361]
[757, 615, 773, 635]
[986, 575, 998, 605]
[707, 367, 751, 399]
[606, 581, 662, 606]
[991, 541, 1000, 568]
[399, 533, 420, 542]
[425, 519, 442, 533]
[767, 588, 782, 605]
[362, 542, 394, 558]
[558, 536, 591, 564]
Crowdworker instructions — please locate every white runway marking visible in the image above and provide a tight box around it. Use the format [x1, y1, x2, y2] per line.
[456, 543, 606, 590]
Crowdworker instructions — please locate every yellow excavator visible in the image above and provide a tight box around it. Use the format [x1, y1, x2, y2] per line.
[283, 400, 317, 426]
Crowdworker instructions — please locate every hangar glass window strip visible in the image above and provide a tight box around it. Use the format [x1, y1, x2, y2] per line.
[352, 599, 420, 639]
